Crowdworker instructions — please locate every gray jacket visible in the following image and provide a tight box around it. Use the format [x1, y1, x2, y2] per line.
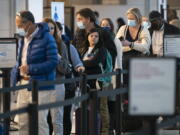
[57, 42, 83, 78]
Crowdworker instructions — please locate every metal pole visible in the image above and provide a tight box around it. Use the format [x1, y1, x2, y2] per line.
[89, 90, 98, 135]
[115, 69, 122, 135]
[149, 118, 157, 135]
[2, 69, 11, 135]
[29, 80, 38, 135]
[80, 73, 88, 135]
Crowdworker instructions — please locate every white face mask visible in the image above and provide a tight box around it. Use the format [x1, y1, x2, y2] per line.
[127, 19, 136, 27]
[17, 28, 26, 37]
[142, 21, 151, 29]
[77, 21, 85, 29]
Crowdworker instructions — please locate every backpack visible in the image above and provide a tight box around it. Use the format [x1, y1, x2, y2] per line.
[98, 49, 113, 87]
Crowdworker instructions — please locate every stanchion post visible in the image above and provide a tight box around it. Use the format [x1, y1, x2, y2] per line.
[115, 68, 122, 135]
[80, 73, 88, 135]
[89, 90, 98, 135]
[2, 69, 11, 135]
[149, 118, 157, 135]
[144, 118, 157, 135]
[29, 80, 38, 135]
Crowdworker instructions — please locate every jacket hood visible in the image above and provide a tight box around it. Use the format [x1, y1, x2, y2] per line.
[35, 22, 49, 39]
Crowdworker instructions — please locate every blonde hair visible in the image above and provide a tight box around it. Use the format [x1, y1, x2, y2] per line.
[127, 8, 142, 24]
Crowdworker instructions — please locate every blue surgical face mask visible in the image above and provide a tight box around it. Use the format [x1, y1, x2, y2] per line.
[127, 19, 136, 27]
[76, 21, 85, 29]
[17, 28, 26, 37]
[142, 21, 151, 29]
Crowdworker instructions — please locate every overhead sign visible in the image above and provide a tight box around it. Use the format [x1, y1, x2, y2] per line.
[0, 38, 17, 68]
[51, 2, 65, 34]
[164, 35, 180, 58]
[129, 58, 176, 116]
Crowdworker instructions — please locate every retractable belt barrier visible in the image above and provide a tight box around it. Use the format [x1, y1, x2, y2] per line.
[0, 69, 179, 135]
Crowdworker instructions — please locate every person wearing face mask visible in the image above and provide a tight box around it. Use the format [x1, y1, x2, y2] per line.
[100, 18, 123, 135]
[100, 18, 115, 38]
[55, 21, 85, 135]
[81, 28, 112, 135]
[149, 10, 180, 56]
[116, 8, 151, 86]
[142, 16, 151, 29]
[72, 8, 117, 68]
[100, 18, 122, 72]
[11, 10, 58, 135]
[116, 8, 151, 131]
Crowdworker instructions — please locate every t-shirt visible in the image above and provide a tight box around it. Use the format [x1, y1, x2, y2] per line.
[83, 47, 94, 60]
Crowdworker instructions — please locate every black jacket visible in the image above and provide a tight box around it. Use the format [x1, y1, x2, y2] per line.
[72, 25, 117, 66]
[82, 47, 106, 75]
[149, 22, 180, 36]
[149, 22, 180, 54]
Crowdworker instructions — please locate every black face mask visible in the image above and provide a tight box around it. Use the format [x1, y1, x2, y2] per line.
[150, 23, 161, 30]
[150, 19, 163, 30]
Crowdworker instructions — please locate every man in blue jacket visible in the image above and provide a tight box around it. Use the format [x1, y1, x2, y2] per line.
[11, 10, 58, 135]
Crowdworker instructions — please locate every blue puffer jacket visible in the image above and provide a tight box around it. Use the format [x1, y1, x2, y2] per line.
[11, 23, 58, 90]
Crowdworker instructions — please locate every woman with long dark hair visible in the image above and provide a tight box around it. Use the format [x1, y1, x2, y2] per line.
[43, 17, 67, 135]
[82, 28, 107, 88]
[81, 28, 112, 135]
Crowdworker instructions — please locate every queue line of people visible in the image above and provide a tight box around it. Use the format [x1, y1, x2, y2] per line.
[11, 6, 180, 135]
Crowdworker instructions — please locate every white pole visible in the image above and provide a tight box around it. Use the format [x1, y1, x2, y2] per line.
[163, 0, 167, 21]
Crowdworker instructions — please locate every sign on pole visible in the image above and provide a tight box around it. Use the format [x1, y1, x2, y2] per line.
[129, 58, 176, 116]
[0, 38, 17, 68]
[164, 35, 180, 58]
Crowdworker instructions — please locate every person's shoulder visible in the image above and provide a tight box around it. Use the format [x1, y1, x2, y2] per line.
[36, 23, 53, 39]
[165, 22, 180, 34]
[118, 25, 127, 31]
[120, 25, 127, 29]
[116, 25, 127, 38]
[37, 23, 49, 33]
[116, 25, 127, 36]
[165, 22, 177, 29]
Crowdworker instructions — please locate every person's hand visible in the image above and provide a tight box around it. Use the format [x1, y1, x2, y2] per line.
[135, 40, 141, 43]
[83, 56, 94, 61]
[19, 64, 29, 74]
[121, 40, 131, 46]
[76, 66, 85, 73]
